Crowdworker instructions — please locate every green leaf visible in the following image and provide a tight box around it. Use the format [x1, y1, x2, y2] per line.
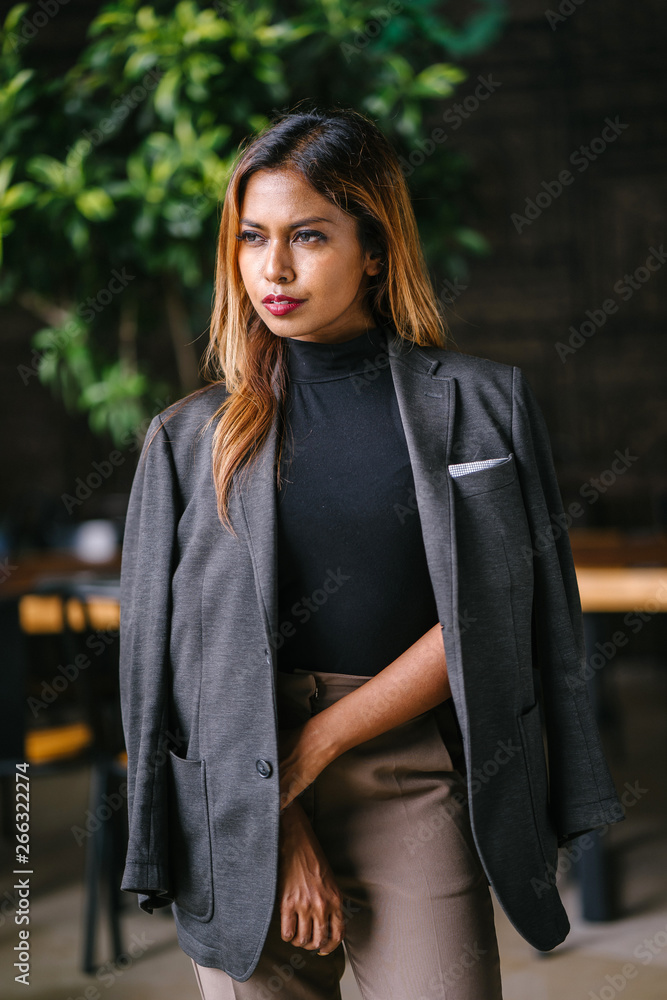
[153, 66, 181, 121]
[174, 111, 197, 149]
[136, 6, 160, 32]
[0, 156, 16, 194]
[186, 53, 224, 85]
[26, 155, 67, 190]
[454, 227, 491, 255]
[186, 14, 231, 42]
[384, 53, 415, 88]
[124, 50, 161, 78]
[175, 0, 199, 32]
[4, 68, 34, 99]
[126, 152, 149, 187]
[440, 8, 507, 57]
[1, 179, 36, 210]
[184, 81, 208, 103]
[75, 187, 115, 220]
[145, 183, 166, 204]
[88, 10, 134, 35]
[413, 63, 467, 97]
[3, 4, 29, 35]
[151, 155, 177, 186]
[64, 214, 90, 252]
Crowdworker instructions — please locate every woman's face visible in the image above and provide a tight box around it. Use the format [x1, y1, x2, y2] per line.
[237, 167, 382, 344]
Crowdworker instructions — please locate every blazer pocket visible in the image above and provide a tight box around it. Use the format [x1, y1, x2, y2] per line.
[517, 702, 558, 872]
[167, 751, 214, 921]
[448, 453, 516, 497]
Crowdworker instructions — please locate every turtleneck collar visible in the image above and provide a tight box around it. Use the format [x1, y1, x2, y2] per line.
[285, 323, 390, 383]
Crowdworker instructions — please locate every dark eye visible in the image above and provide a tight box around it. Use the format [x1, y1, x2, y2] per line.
[235, 231, 263, 243]
[294, 230, 326, 244]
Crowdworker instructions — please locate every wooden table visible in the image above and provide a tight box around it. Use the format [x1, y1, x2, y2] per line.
[19, 593, 120, 633]
[572, 528, 667, 611]
[0, 549, 121, 598]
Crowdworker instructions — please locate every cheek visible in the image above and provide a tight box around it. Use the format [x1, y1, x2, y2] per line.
[311, 251, 364, 292]
[237, 252, 259, 291]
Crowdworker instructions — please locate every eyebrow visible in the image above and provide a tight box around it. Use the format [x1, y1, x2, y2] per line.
[238, 216, 335, 229]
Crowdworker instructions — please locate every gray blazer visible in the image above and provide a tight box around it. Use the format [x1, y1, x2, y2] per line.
[119, 328, 624, 980]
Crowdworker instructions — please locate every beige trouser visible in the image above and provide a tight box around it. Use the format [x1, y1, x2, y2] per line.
[191, 668, 503, 1000]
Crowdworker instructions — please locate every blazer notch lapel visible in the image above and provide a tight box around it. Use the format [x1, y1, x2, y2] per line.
[387, 339, 458, 622]
[236, 407, 279, 654]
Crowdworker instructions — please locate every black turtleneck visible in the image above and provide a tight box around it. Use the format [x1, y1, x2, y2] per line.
[275, 322, 440, 676]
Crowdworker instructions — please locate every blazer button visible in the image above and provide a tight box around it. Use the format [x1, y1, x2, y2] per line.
[256, 759, 273, 778]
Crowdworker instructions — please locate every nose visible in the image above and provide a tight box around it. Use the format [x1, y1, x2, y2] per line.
[263, 237, 294, 284]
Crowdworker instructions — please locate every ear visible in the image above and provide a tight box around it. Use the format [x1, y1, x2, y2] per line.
[364, 250, 384, 277]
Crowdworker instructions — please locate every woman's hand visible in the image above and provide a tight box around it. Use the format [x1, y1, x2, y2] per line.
[278, 723, 332, 812]
[278, 800, 345, 955]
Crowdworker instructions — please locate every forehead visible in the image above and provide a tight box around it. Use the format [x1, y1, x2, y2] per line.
[241, 168, 342, 221]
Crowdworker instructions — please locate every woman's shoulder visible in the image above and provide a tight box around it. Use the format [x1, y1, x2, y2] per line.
[405, 338, 518, 392]
[137, 383, 229, 487]
[153, 382, 229, 435]
[139, 383, 228, 473]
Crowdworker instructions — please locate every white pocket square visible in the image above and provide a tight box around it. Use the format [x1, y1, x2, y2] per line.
[448, 456, 511, 478]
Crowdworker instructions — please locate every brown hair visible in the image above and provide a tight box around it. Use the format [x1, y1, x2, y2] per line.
[151, 104, 448, 534]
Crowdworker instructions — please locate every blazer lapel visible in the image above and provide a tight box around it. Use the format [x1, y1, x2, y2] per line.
[235, 398, 280, 659]
[386, 331, 458, 635]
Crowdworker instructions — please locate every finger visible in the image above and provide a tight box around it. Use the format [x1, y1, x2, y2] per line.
[316, 908, 345, 955]
[292, 915, 314, 949]
[280, 907, 296, 943]
[311, 910, 333, 953]
[279, 787, 293, 812]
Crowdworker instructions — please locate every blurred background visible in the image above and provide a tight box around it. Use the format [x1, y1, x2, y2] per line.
[0, 1, 665, 997]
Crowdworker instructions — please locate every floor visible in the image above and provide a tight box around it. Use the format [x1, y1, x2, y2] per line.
[1, 656, 666, 999]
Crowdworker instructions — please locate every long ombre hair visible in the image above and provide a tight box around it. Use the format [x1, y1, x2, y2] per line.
[152, 105, 448, 534]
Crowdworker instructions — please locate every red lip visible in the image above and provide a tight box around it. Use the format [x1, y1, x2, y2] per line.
[262, 295, 305, 304]
[262, 294, 307, 317]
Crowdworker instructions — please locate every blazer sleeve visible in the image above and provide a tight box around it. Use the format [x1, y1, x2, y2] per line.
[511, 366, 625, 846]
[119, 413, 181, 912]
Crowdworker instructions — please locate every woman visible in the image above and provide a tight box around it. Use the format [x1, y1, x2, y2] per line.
[119, 106, 624, 1000]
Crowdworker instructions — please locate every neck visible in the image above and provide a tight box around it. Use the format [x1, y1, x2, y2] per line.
[285, 323, 390, 383]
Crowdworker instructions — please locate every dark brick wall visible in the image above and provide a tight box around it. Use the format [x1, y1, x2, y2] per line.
[434, 0, 667, 527]
[1, 0, 665, 553]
